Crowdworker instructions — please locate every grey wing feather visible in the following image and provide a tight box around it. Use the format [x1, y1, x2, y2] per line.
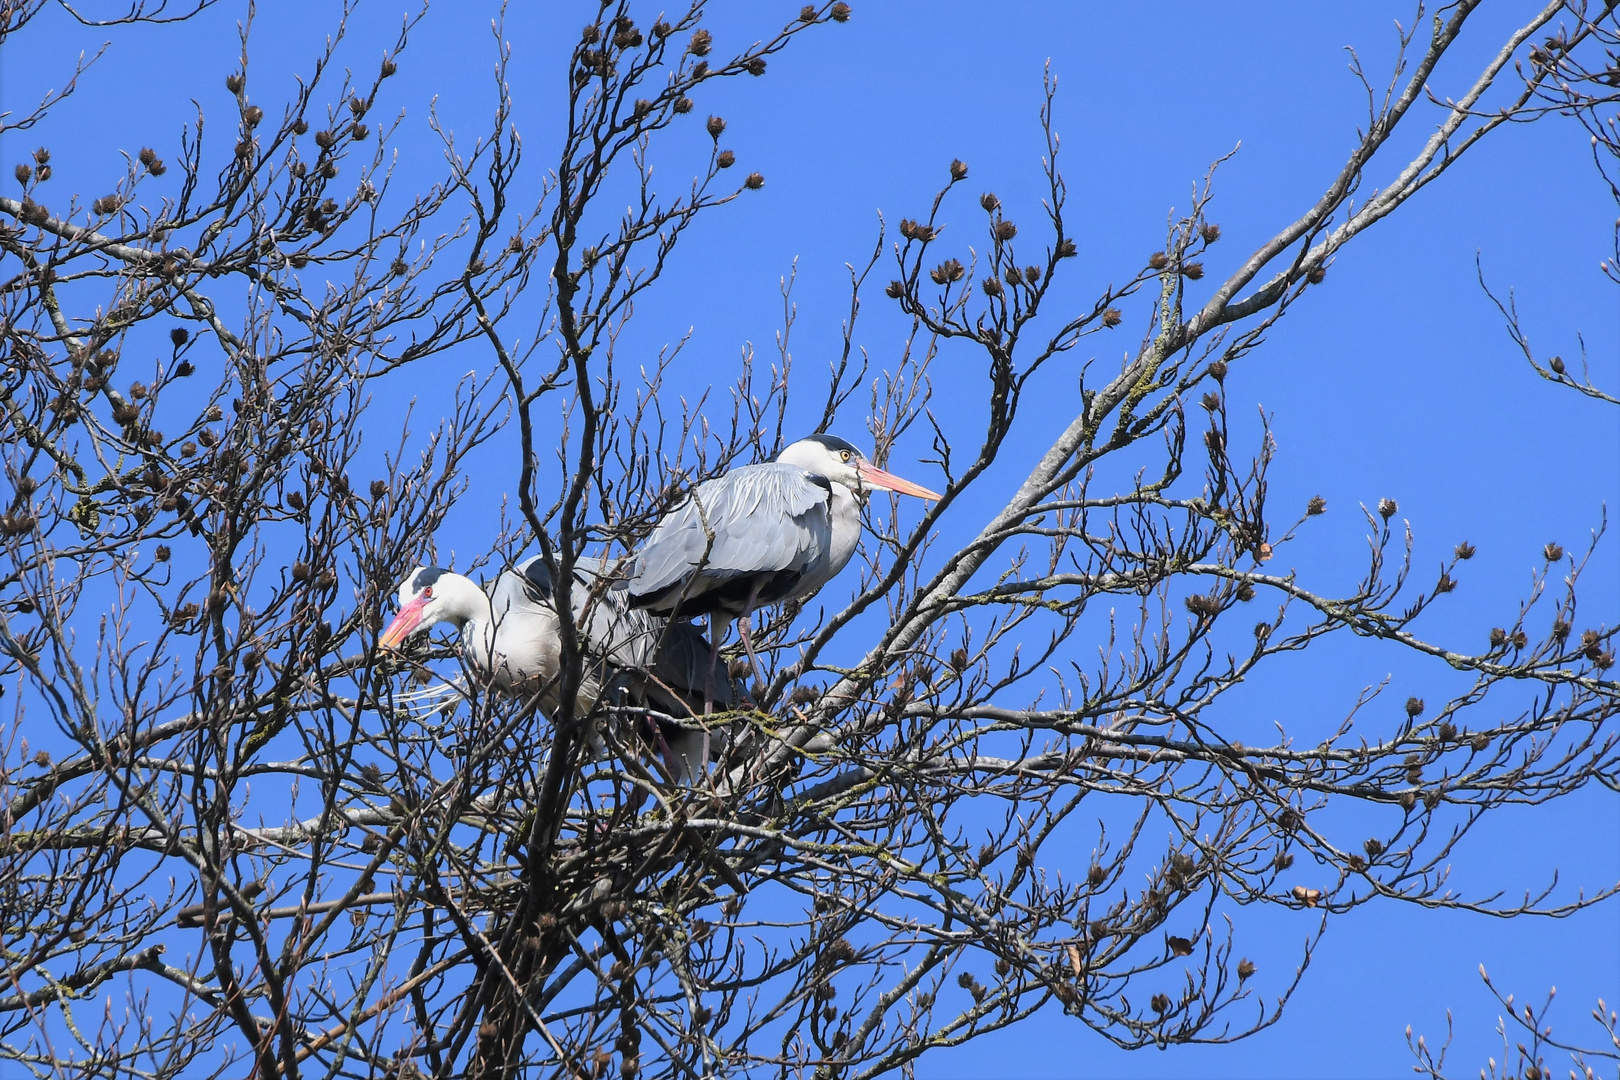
[513, 554, 733, 711]
[629, 463, 833, 597]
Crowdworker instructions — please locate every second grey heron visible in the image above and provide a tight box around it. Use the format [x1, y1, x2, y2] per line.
[379, 554, 733, 783]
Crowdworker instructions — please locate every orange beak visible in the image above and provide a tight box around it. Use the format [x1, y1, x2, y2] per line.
[854, 461, 942, 501]
[379, 595, 429, 648]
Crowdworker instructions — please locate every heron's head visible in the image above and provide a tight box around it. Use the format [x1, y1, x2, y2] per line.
[776, 434, 942, 501]
[379, 566, 480, 647]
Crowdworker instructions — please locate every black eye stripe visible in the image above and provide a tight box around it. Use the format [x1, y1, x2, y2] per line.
[410, 566, 446, 594]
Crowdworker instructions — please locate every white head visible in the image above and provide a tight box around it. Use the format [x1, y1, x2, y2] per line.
[774, 434, 942, 500]
[378, 566, 487, 647]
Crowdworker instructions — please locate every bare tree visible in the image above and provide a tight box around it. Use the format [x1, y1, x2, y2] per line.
[1, 2, 1614, 1079]
[1408, 6, 1620, 1078]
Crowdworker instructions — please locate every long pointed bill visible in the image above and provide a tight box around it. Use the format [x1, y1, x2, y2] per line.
[854, 461, 942, 501]
[379, 595, 429, 648]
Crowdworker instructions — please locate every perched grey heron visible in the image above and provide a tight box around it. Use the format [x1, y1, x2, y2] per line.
[626, 434, 942, 688]
[378, 554, 733, 783]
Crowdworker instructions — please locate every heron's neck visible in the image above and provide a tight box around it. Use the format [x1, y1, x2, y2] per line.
[826, 482, 861, 575]
[441, 579, 496, 671]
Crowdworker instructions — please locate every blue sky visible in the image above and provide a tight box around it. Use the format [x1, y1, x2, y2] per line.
[4, 2, 1616, 1076]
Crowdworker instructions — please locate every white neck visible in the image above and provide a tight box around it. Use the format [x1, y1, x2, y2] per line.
[431, 574, 496, 671]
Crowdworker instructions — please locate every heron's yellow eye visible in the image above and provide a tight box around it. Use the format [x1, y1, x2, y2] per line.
[840, 450, 852, 461]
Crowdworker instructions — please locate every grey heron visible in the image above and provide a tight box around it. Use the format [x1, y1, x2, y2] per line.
[378, 554, 733, 783]
[626, 434, 942, 688]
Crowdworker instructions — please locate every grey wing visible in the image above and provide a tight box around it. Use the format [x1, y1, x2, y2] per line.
[487, 561, 563, 694]
[510, 554, 735, 712]
[629, 463, 833, 597]
[506, 553, 659, 667]
[570, 556, 736, 710]
[565, 556, 660, 668]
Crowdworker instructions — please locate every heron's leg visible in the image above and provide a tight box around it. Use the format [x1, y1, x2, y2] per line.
[736, 580, 767, 690]
[653, 722, 680, 780]
[705, 613, 726, 716]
